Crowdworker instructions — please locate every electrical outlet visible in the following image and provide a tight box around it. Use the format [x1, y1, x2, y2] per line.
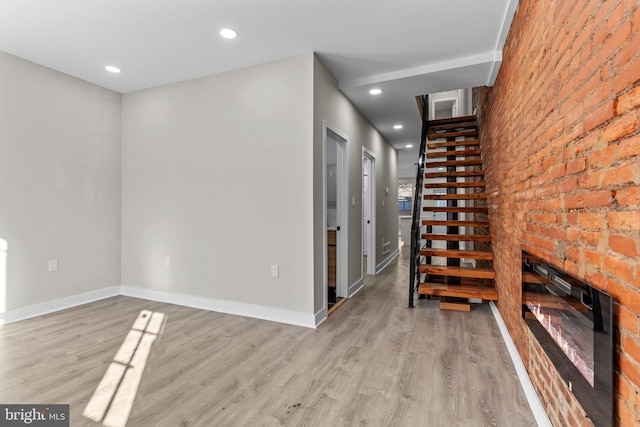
[48, 259, 58, 272]
[271, 264, 279, 278]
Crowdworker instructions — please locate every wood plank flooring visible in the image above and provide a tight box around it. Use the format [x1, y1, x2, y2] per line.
[0, 248, 536, 426]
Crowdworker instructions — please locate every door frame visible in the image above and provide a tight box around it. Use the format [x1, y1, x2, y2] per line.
[322, 121, 349, 310]
[362, 148, 376, 276]
[430, 97, 458, 120]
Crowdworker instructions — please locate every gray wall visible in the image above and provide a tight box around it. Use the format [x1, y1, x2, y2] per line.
[121, 54, 315, 317]
[313, 55, 398, 314]
[0, 51, 121, 311]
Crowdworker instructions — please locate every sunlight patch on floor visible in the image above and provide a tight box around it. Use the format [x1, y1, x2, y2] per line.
[83, 310, 166, 427]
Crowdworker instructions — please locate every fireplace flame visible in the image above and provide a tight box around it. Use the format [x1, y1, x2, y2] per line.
[528, 303, 594, 387]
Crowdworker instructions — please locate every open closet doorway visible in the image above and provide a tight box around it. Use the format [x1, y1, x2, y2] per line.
[323, 123, 349, 314]
[362, 149, 376, 276]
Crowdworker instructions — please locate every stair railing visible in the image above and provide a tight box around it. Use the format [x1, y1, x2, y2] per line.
[408, 95, 429, 308]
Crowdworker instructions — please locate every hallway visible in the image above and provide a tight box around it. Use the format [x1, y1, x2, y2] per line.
[0, 247, 536, 426]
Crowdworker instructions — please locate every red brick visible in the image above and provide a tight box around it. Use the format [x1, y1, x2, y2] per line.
[604, 255, 636, 284]
[616, 85, 640, 114]
[606, 277, 627, 302]
[566, 227, 580, 242]
[585, 249, 603, 267]
[599, 20, 633, 64]
[608, 211, 640, 230]
[610, 234, 640, 258]
[557, 177, 578, 193]
[578, 170, 604, 189]
[581, 230, 602, 246]
[614, 54, 640, 93]
[586, 270, 607, 288]
[604, 162, 638, 185]
[567, 245, 581, 262]
[589, 145, 618, 168]
[616, 304, 639, 335]
[603, 114, 640, 142]
[583, 189, 615, 207]
[564, 260, 580, 277]
[616, 135, 640, 159]
[584, 101, 615, 131]
[616, 187, 640, 207]
[548, 164, 566, 181]
[580, 211, 605, 228]
[618, 398, 636, 427]
[607, 2, 626, 33]
[616, 373, 633, 404]
[619, 353, 640, 390]
[622, 335, 640, 366]
[564, 193, 584, 209]
[566, 157, 587, 175]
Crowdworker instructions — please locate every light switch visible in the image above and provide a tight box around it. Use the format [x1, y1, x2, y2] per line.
[352, 196, 356, 207]
[165, 256, 171, 267]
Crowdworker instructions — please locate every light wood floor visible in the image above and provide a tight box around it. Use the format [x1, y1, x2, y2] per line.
[0, 248, 536, 426]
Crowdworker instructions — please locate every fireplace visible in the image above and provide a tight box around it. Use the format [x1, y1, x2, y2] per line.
[521, 251, 614, 427]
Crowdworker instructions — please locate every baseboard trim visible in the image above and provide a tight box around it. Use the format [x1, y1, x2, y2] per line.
[348, 278, 364, 297]
[0, 286, 121, 325]
[315, 307, 327, 327]
[121, 286, 316, 329]
[489, 302, 552, 427]
[376, 248, 400, 274]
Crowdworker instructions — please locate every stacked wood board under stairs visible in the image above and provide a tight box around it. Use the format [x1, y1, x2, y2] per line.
[418, 115, 498, 311]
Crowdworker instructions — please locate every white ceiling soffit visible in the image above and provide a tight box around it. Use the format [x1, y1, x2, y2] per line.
[0, 0, 519, 154]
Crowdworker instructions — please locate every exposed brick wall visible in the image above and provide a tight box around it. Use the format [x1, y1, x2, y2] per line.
[474, 0, 640, 426]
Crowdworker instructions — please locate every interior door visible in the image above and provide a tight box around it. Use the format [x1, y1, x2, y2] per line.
[362, 157, 371, 256]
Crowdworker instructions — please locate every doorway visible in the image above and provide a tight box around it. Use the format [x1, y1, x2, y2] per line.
[323, 123, 348, 314]
[362, 149, 376, 276]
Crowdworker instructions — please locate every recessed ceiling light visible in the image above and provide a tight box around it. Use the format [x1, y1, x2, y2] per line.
[220, 28, 238, 39]
[394, 124, 403, 129]
[105, 65, 121, 73]
[405, 144, 413, 148]
[369, 88, 382, 95]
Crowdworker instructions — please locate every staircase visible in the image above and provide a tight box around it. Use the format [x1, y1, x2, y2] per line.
[409, 101, 497, 311]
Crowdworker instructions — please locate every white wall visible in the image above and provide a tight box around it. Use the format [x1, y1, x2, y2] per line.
[0, 51, 121, 311]
[313, 55, 398, 313]
[121, 55, 315, 319]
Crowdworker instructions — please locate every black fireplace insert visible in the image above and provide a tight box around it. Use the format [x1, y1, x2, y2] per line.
[521, 250, 614, 427]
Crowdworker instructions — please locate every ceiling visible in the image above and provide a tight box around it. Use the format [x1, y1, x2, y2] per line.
[0, 0, 519, 177]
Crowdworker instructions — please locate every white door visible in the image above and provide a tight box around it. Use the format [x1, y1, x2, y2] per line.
[363, 150, 376, 275]
[363, 157, 371, 256]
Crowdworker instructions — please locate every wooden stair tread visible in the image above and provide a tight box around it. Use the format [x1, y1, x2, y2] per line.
[424, 171, 484, 179]
[428, 122, 477, 132]
[427, 139, 480, 149]
[424, 181, 485, 188]
[426, 159, 483, 168]
[428, 129, 478, 139]
[426, 149, 481, 158]
[422, 220, 490, 227]
[426, 115, 477, 126]
[419, 265, 496, 279]
[419, 283, 498, 300]
[423, 206, 488, 213]
[422, 234, 491, 242]
[420, 248, 493, 260]
[424, 193, 487, 200]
